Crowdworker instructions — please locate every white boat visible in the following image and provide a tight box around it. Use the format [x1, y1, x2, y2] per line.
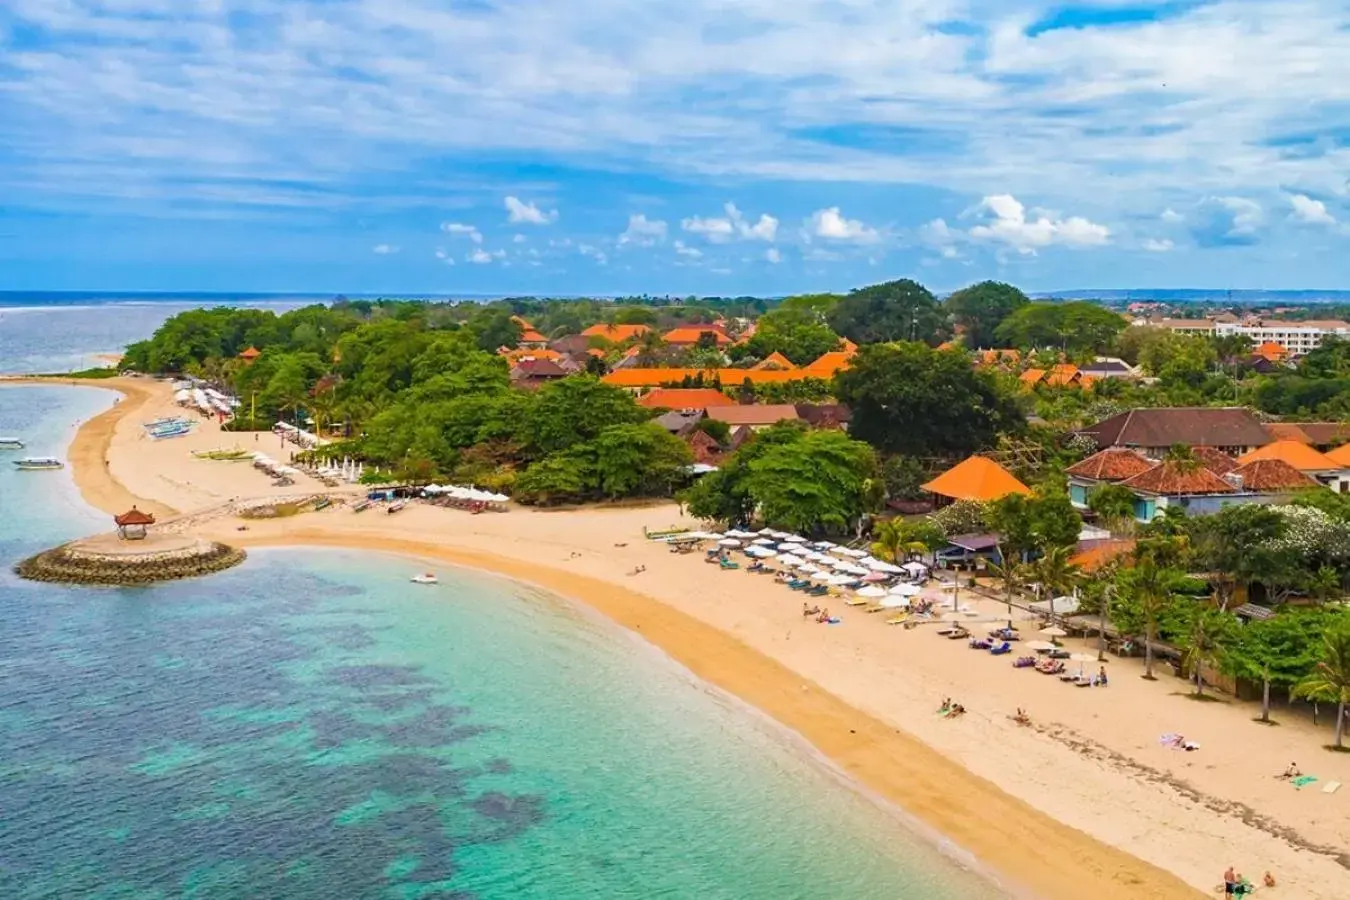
[410, 573, 438, 585]
[0, 438, 24, 450]
[387, 500, 407, 514]
[14, 457, 63, 470]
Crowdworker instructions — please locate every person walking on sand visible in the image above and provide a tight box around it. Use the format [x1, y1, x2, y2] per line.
[1223, 865, 1237, 895]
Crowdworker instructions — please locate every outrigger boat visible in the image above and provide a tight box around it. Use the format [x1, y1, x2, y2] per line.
[14, 457, 63, 470]
[410, 573, 439, 585]
[351, 499, 373, 513]
[387, 500, 407, 514]
[0, 437, 24, 450]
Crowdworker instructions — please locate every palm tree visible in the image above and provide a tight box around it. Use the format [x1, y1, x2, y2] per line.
[1028, 545, 1081, 624]
[1293, 624, 1350, 750]
[986, 551, 1028, 619]
[1180, 608, 1235, 698]
[1130, 557, 1174, 680]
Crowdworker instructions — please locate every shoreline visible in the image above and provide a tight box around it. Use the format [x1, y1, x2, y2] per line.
[25, 374, 1350, 899]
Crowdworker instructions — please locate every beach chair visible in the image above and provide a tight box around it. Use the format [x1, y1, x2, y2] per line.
[989, 641, 1012, 655]
[843, 596, 869, 607]
[885, 614, 908, 625]
[719, 559, 740, 570]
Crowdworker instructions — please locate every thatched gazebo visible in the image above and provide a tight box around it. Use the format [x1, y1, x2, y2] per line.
[114, 507, 156, 540]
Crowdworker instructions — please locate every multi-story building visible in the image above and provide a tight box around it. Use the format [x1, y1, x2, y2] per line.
[1137, 315, 1350, 356]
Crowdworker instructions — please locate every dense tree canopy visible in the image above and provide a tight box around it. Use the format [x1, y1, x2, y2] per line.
[834, 342, 1024, 457]
[739, 308, 843, 365]
[994, 301, 1126, 353]
[944, 281, 1029, 349]
[826, 279, 949, 345]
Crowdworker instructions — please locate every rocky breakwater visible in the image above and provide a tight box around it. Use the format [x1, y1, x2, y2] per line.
[15, 532, 246, 585]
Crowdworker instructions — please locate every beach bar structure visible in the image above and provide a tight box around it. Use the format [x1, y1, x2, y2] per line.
[113, 507, 156, 541]
[921, 455, 1031, 504]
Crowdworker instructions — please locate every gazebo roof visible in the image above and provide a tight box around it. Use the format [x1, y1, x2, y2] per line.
[922, 456, 1031, 502]
[114, 507, 156, 526]
[238, 346, 261, 360]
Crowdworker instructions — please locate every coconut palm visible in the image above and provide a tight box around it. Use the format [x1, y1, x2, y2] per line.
[1128, 557, 1175, 680]
[1293, 623, 1350, 750]
[986, 552, 1028, 619]
[1028, 545, 1081, 623]
[1179, 608, 1236, 698]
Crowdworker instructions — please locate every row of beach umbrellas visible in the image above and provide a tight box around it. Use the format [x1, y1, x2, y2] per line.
[423, 485, 510, 504]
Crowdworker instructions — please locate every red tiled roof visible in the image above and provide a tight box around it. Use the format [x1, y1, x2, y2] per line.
[752, 351, 797, 370]
[603, 368, 822, 387]
[663, 327, 732, 345]
[1078, 408, 1272, 450]
[686, 429, 724, 465]
[637, 388, 736, 409]
[581, 323, 652, 342]
[114, 507, 156, 526]
[1066, 448, 1155, 482]
[1119, 461, 1237, 496]
[511, 359, 568, 378]
[1189, 445, 1238, 475]
[238, 346, 261, 360]
[1230, 459, 1317, 492]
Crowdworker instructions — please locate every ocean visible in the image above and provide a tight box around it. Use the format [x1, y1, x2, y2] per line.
[0, 314, 1003, 896]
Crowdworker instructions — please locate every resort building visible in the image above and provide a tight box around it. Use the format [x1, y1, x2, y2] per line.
[581, 323, 652, 343]
[509, 358, 569, 389]
[512, 317, 549, 348]
[662, 326, 732, 347]
[1076, 408, 1272, 456]
[1237, 440, 1350, 493]
[636, 388, 736, 410]
[1137, 316, 1350, 356]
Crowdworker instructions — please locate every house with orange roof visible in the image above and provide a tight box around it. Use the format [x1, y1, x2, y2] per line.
[510, 316, 549, 347]
[921, 456, 1031, 503]
[1253, 341, 1288, 363]
[662, 326, 732, 347]
[581, 323, 652, 343]
[1229, 459, 1317, 494]
[636, 388, 736, 410]
[799, 350, 852, 379]
[1327, 443, 1350, 468]
[752, 351, 796, 371]
[1066, 448, 1155, 509]
[1043, 364, 1082, 387]
[499, 347, 563, 364]
[1019, 368, 1047, 387]
[975, 349, 1022, 367]
[238, 346, 261, 363]
[1238, 440, 1350, 492]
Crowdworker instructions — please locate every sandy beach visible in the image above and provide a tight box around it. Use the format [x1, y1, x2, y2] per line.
[26, 376, 1350, 899]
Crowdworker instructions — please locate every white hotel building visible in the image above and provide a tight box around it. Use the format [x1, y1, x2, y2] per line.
[1140, 317, 1350, 356]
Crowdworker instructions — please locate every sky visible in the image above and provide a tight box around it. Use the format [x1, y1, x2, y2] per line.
[3, 1, 1350, 295]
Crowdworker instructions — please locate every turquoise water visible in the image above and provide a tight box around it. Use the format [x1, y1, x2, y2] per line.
[0, 386, 1003, 898]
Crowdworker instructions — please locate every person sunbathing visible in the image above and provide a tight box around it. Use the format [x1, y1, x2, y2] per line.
[938, 697, 952, 713]
[802, 603, 821, 617]
[816, 608, 832, 623]
[948, 703, 966, 717]
[1012, 708, 1031, 726]
[1278, 761, 1301, 780]
[1263, 871, 1275, 888]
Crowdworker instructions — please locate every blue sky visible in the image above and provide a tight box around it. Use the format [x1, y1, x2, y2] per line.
[3, 0, 1350, 294]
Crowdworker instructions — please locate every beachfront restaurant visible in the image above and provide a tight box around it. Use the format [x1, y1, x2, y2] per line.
[936, 533, 1003, 569]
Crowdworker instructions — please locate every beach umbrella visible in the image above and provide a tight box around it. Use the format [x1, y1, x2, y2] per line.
[1025, 640, 1057, 652]
[718, 539, 741, 547]
[902, 561, 928, 575]
[758, 527, 776, 535]
[856, 585, 886, 599]
[826, 574, 854, 586]
[840, 548, 869, 558]
[889, 583, 922, 597]
[813, 541, 837, 549]
[880, 596, 910, 608]
[799, 566, 824, 576]
[862, 571, 888, 583]
[1040, 626, 1068, 638]
[751, 538, 774, 545]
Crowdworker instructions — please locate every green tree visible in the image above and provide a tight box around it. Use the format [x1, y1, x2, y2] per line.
[1115, 558, 1181, 679]
[1087, 483, 1139, 535]
[995, 301, 1125, 354]
[592, 422, 694, 498]
[826, 279, 949, 345]
[988, 494, 1036, 563]
[745, 430, 880, 534]
[1190, 504, 1288, 610]
[469, 309, 524, 353]
[1225, 611, 1332, 722]
[1027, 545, 1082, 622]
[683, 422, 810, 526]
[944, 281, 1029, 349]
[834, 343, 1024, 456]
[871, 518, 945, 564]
[514, 452, 596, 505]
[880, 455, 928, 502]
[1030, 493, 1082, 552]
[1293, 621, 1350, 749]
[744, 308, 843, 365]
[519, 377, 648, 457]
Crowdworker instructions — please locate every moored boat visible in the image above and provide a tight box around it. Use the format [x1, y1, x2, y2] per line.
[387, 500, 407, 514]
[0, 437, 25, 450]
[410, 573, 438, 585]
[14, 456, 63, 470]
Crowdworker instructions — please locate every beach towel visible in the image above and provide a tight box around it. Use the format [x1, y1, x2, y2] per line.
[1158, 733, 1180, 745]
[1323, 781, 1341, 794]
[827, 617, 841, 625]
[1291, 775, 1318, 789]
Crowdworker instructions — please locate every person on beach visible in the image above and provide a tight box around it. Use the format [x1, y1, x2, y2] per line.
[939, 698, 952, 713]
[1223, 866, 1237, 895]
[1278, 761, 1300, 780]
[1013, 708, 1031, 725]
[1263, 871, 1275, 888]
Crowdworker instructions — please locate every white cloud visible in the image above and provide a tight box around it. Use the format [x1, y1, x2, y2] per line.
[1161, 208, 1185, 224]
[682, 203, 778, 242]
[1289, 193, 1336, 226]
[765, 247, 782, 264]
[371, 244, 399, 255]
[513, 233, 527, 243]
[434, 247, 456, 265]
[673, 239, 702, 258]
[619, 213, 668, 245]
[966, 194, 1110, 254]
[441, 222, 482, 244]
[505, 196, 557, 225]
[579, 243, 608, 264]
[809, 207, 879, 243]
[1142, 238, 1175, 252]
[468, 248, 505, 264]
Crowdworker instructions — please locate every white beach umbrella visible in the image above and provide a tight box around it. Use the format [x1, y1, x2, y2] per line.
[758, 527, 776, 535]
[902, 561, 928, 575]
[799, 566, 824, 576]
[751, 538, 774, 545]
[880, 596, 910, 609]
[1040, 626, 1069, 638]
[856, 585, 886, 599]
[1025, 640, 1057, 652]
[842, 548, 869, 558]
[826, 574, 854, 586]
[718, 539, 741, 547]
[813, 541, 837, 549]
[889, 583, 922, 597]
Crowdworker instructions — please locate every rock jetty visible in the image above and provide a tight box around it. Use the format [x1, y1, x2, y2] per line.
[15, 533, 246, 585]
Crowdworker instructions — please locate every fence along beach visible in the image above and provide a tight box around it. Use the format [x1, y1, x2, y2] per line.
[26, 374, 1350, 899]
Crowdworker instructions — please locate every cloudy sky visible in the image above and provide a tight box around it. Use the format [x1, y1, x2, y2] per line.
[2, 0, 1349, 294]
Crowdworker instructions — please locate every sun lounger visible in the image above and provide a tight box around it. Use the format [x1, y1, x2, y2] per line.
[1324, 781, 1341, 794]
[843, 597, 869, 607]
[885, 615, 908, 625]
[864, 604, 888, 613]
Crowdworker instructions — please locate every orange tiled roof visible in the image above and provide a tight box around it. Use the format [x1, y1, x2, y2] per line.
[581, 323, 652, 342]
[1238, 440, 1344, 472]
[500, 347, 563, 363]
[800, 351, 852, 378]
[1070, 539, 1136, 572]
[1254, 341, 1288, 361]
[753, 351, 797, 370]
[1044, 364, 1081, 386]
[1327, 443, 1350, 467]
[1019, 368, 1047, 385]
[239, 346, 261, 360]
[602, 368, 818, 387]
[921, 456, 1031, 502]
[1265, 423, 1311, 444]
[1066, 448, 1155, 482]
[840, 339, 859, 355]
[663, 327, 732, 346]
[977, 349, 1022, 365]
[1189, 445, 1238, 475]
[636, 388, 736, 409]
[1120, 461, 1237, 496]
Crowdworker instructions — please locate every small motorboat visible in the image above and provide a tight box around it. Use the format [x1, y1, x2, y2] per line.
[0, 437, 24, 450]
[14, 456, 63, 470]
[410, 573, 438, 585]
[351, 499, 372, 513]
[387, 500, 407, 514]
